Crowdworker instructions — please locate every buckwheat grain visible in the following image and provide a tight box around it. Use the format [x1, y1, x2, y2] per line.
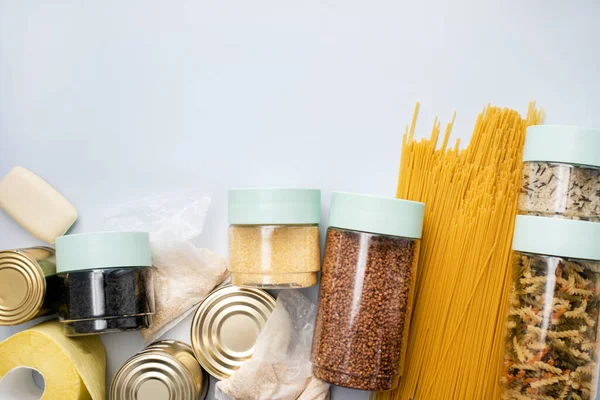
[311, 228, 419, 391]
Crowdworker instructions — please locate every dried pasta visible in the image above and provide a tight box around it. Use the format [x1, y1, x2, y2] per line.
[374, 102, 543, 400]
[502, 254, 600, 399]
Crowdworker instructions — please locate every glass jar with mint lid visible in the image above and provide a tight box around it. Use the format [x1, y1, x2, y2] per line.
[312, 192, 424, 391]
[228, 188, 321, 288]
[56, 231, 155, 336]
[501, 215, 600, 400]
[519, 125, 600, 221]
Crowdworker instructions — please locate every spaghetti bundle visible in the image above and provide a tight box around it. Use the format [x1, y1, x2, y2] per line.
[375, 103, 543, 400]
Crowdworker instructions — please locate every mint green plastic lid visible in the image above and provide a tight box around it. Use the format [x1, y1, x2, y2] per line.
[56, 232, 152, 273]
[228, 189, 321, 225]
[523, 125, 600, 167]
[513, 215, 600, 261]
[328, 192, 425, 239]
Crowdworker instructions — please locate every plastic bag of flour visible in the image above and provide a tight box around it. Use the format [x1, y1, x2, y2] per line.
[105, 191, 228, 343]
[216, 290, 330, 400]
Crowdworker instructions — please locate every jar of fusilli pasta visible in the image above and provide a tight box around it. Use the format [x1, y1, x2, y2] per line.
[501, 215, 600, 400]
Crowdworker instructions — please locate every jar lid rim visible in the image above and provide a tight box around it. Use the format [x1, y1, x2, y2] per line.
[327, 192, 424, 239]
[228, 188, 321, 225]
[513, 215, 600, 260]
[523, 125, 600, 167]
[56, 231, 152, 273]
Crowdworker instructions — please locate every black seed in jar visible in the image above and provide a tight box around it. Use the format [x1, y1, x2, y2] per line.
[311, 228, 418, 391]
[64, 315, 153, 336]
[58, 267, 155, 335]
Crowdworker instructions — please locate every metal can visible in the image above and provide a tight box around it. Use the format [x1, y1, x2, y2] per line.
[0, 246, 59, 326]
[111, 340, 208, 400]
[191, 285, 276, 379]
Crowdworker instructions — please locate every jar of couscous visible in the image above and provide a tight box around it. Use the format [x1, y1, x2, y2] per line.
[228, 188, 321, 288]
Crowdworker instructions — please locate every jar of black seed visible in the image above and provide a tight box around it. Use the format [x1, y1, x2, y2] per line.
[56, 232, 155, 336]
[312, 192, 424, 391]
[519, 125, 600, 222]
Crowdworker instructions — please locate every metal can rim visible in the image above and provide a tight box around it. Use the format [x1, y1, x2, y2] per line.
[111, 339, 208, 400]
[0, 250, 47, 326]
[190, 284, 276, 380]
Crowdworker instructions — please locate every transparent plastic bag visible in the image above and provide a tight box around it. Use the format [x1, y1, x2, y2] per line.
[105, 191, 228, 343]
[216, 290, 330, 400]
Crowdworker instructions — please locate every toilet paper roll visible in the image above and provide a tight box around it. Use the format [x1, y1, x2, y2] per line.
[0, 320, 106, 400]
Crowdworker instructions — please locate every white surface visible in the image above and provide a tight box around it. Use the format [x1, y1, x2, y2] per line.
[1, 1, 599, 399]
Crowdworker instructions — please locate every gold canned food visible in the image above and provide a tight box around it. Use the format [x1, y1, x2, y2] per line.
[111, 340, 208, 400]
[191, 285, 276, 379]
[0, 247, 59, 326]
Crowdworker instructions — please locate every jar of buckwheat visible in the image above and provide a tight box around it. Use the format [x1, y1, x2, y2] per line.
[311, 192, 424, 391]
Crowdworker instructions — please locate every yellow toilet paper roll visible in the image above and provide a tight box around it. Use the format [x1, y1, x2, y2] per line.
[0, 320, 106, 400]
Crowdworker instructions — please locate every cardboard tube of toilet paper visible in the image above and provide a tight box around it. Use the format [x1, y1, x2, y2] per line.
[0, 367, 46, 400]
[0, 320, 106, 400]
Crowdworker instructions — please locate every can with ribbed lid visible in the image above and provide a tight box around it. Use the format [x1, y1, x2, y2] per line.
[312, 192, 425, 391]
[501, 215, 600, 399]
[111, 340, 208, 400]
[228, 188, 321, 288]
[519, 125, 600, 221]
[190, 285, 275, 379]
[0, 246, 59, 326]
[56, 231, 155, 336]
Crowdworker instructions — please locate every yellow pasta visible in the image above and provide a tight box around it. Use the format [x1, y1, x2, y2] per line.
[374, 102, 543, 400]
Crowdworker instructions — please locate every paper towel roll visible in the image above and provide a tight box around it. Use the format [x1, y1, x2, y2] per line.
[0, 320, 106, 400]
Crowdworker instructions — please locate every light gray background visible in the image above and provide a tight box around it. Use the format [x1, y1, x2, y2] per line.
[1, 1, 599, 399]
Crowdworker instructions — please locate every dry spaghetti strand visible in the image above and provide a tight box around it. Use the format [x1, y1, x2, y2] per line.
[376, 103, 543, 400]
